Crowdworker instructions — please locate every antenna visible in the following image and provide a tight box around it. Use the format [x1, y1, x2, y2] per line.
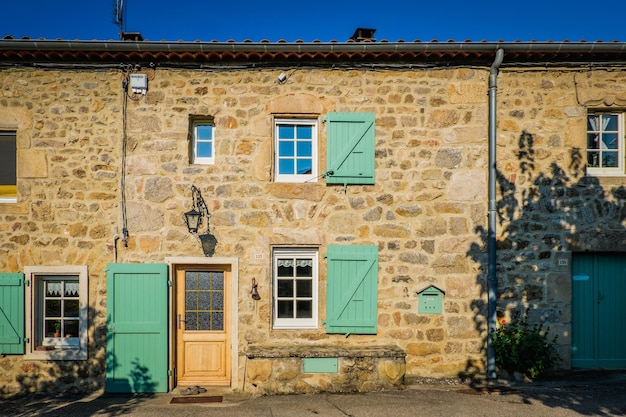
[113, 0, 124, 40]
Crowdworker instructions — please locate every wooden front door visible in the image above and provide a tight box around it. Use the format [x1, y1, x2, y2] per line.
[175, 267, 231, 386]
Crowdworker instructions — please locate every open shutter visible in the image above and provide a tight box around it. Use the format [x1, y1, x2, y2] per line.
[0, 273, 24, 354]
[325, 245, 378, 334]
[325, 112, 375, 185]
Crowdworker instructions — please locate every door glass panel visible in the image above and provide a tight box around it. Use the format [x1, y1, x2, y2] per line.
[184, 271, 224, 331]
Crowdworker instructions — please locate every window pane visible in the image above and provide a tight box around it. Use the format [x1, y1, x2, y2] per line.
[196, 125, 213, 139]
[296, 300, 313, 318]
[212, 272, 224, 290]
[197, 142, 212, 158]
[277, 300, 294, 318]
[604, 115, 618, 131]
[64, 300, 80, 317]
[297, 140, 312, 157]
[296, 279, 312, 297]
[278, 159, 294, 175]
[45, 300, 61, 317]
[64, 320, 79, 336]
[278, 125, 294, 139]
[602, 133, 618, 150]
[587, 115, 600, 131]
[0, 133, 16, 192]
[279, 140, 295, 157]
[277, 279, 293, 297]
[296, 159, 312, 175]
[197, 312, 211, 330]
[603, 152, 618, 167]
[186, 312, 197, 329]
[198, 292, 211, 309]
[212, 292, 224, 310]
[212, 312, 224, 330]
[295, 260, 312, 277]
[587, 133, 600, 149]
[278, 261, 294, 277]
[296, 125, 312, 139]
[588, 151, 600, 167]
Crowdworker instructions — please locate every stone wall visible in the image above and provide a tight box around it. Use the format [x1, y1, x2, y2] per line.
[1, 64, 625, 394]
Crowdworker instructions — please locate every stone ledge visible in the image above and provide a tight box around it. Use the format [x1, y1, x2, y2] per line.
[245, 344, 406, 359]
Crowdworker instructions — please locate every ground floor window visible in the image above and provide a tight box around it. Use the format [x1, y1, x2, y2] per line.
[272, 248, 318, 329]
[24, 265, 88, 360]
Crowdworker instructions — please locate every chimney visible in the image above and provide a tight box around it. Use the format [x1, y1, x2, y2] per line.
[121, 32, 144, 41]
[350, 28, 376, 42]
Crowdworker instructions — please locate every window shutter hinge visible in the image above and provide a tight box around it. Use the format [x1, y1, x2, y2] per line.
[167, 280, 172, 287]
[24, 337, 29, 343]
[167, 369, 172, 376]
[24, 280, 30, 286]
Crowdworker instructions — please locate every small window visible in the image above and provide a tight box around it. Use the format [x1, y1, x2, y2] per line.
[191, 121, 215, 164]
[0, 131, 17, 202]
[274, 119, 318, 183]
[587, 112, 624, 176]
[24, 266, 88, 360]
[272, 248, 318, 329]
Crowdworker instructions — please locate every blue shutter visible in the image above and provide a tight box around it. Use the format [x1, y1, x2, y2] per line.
[325, 112, 375, 185]
[325, 245, 378, 334]
[0, 273, 25, 354]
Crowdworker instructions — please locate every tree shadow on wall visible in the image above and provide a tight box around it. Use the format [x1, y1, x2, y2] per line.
[462, 130, 626, 416]
[2, 307, 157, 416]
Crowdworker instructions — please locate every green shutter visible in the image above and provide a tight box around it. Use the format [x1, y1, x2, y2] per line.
[325, 112, 375, 185]
[106, 263, 168, 393]
[325, 245, 378, 334]
[0, 273, 24, 354]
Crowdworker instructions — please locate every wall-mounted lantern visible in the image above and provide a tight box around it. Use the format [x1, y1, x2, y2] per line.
[184, 185, 217, 257]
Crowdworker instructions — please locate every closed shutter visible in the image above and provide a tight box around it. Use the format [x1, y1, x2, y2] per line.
[325, 245, 378, 334]
[106, 263, 169, 393]
[0, 273, 24, 354]
[325, 112, 375, 185]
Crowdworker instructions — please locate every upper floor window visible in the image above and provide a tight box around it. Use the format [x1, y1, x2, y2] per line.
[274, 119, 318, 183]
[191, 120, 215, 164]
[0, 131, 16, 202]
[587, 112, 624, 176]
[272, 248, 318, 329]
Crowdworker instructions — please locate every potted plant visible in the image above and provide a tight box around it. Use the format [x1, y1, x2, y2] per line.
[53, 321, 61, 337]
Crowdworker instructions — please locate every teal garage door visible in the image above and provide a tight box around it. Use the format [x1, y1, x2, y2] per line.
[572, 253, 626, 368]
[106, 263, 168, 393]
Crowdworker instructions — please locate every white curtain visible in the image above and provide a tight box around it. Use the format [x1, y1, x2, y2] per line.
[277, 259, 313, 268]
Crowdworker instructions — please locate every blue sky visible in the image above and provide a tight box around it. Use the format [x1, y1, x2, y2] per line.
[3, 0, 626, 43]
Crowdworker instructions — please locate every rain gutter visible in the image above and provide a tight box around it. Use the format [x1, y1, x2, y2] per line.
[2, 39, 626, 56]
[487, 48, 504, 380]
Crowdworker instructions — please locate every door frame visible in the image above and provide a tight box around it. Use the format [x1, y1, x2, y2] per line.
[166, 257, 239, 391]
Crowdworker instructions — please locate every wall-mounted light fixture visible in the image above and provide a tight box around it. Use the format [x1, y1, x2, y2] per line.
[251, 278, 261, 300]
[184, 185, 218, 257]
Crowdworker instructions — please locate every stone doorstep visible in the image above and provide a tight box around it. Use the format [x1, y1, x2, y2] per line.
[244, 344, 406, 359]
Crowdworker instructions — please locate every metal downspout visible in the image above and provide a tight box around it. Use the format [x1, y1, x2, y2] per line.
[487, 48, 504, 380]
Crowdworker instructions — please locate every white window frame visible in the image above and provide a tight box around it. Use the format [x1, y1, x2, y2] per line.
[0, 131, 17, 203]
[24, 265, 88, 360]
[274, 118, 318, 183]
[272, 248, 318, 329]
[586, 112, 625, 176]
[191, 120, 215, 165]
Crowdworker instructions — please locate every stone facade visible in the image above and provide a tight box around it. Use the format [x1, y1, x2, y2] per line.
[1, 47, 626, 395]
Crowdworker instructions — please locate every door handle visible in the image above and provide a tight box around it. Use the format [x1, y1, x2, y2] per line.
[178, 314, 186, 329]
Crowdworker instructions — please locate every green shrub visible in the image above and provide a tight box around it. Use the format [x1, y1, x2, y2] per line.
[491, 308, 561, 379]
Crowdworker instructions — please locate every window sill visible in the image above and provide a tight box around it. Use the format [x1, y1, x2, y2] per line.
[25, 347, 87, 361]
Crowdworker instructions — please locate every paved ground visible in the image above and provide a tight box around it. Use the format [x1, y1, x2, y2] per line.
[2, 371, 625, 417]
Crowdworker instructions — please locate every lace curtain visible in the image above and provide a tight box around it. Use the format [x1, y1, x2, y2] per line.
[46, 281, 79, 296]
[277, 259, 313, 268]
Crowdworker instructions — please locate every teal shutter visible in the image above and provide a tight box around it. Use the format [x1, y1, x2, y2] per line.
[106, 263, 168, 393]
[0, 273, 24, 354]
[325, 112, 375, 185]
[325, 245, 378, 334]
